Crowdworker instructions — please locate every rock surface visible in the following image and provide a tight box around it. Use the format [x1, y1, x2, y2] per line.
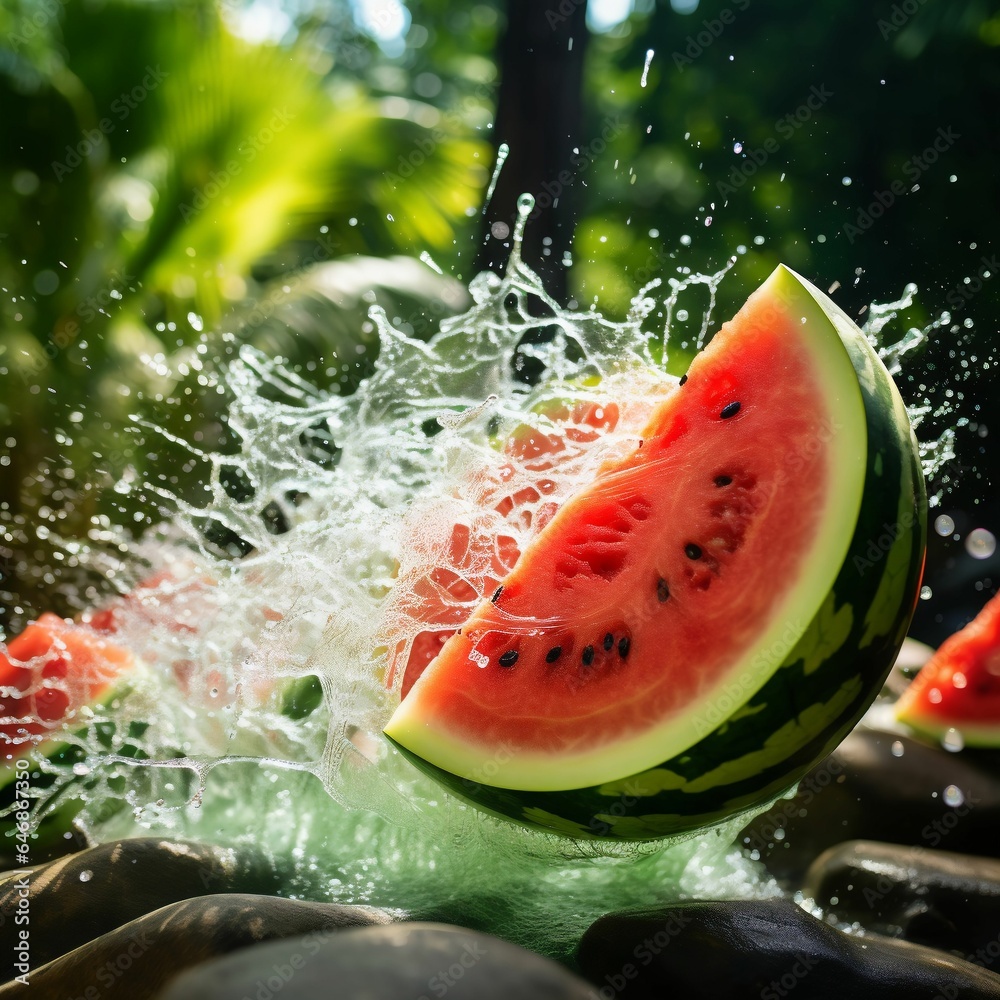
[740, 729, 1000, 883]
[804, 839, 1000, 958]
[155, 921, 599, 1000]
[0, 837, 282, 969]
[577, 898, 1000, 1000]
[0, 892, 392, 999]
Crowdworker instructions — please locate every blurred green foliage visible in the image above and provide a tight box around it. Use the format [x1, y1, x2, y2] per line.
[1, 0, 998, 633]
[0, 0, 494, 625]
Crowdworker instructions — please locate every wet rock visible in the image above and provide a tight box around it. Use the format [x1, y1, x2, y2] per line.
[0, 837, 282, 970]
[155, 921, 597, 1000]
[804, 839, 1000, 959]
[0, 892, 391, 999]
[739, 729, 1000, 884]
[577, 898, 1000, 1000]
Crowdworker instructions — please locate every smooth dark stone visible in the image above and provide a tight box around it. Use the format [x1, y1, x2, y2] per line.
[739, 729, 1000, 884]
[804, 839, 1000, 958]
[577, 898, 1000, 1000]
[155, 921, 598, 1000]
[0, 837, 282, 970]
[0, 892, 391, 999]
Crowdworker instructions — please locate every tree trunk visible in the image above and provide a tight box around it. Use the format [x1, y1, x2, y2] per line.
[475, 0, 589, 303]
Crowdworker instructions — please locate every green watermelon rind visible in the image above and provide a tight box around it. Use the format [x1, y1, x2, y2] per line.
[387, 266, 927, 840]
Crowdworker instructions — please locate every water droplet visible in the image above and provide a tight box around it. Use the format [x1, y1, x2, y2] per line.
[942, 727, 964, 752]
[920, 585, 933, 600]
[484, 143, 510, 209]
[72, 762, 91, 776]
[953, 672, 967, 689]
[934, 514, 955, 536]
[640, 49, 654, 88]
[773, 827, 785, 841]
[966, 528, 996, 560]
[891, 740, 905, 757]
[733, 141, 743, 154]
[79, 870, 93, 882]
[679, 234, 691, 246]
[491, 221, 510, 240]
[676, 309, 689, 322]
[841, 177, 852, 186]
[943, 784, 964, 806]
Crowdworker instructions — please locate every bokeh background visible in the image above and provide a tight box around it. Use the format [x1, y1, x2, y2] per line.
[1, 0, 998, 642]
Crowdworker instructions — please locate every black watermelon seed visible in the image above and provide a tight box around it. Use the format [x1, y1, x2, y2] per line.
[603, 632, 614, 651]
[679, 374, 688, 386]
[582, 645, 595, 666]
[498, 650, 518, 668]
[720, 401, 741, 419]
[618, 636, 631, 658]
[546, 646, 562, 663]
[685, 543, 702, 560]
[714, 474, 733, 487]
[491, 585, 503, 603]
[657, 578, 670, 602]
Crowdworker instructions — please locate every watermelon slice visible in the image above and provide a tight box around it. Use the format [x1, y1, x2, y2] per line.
[0, 613, 135, 762]
[896, 591, 1000, 745]
[384, 265, 926, 839]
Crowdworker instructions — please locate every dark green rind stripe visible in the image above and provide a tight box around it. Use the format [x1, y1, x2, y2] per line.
[391, 289, 926, 841]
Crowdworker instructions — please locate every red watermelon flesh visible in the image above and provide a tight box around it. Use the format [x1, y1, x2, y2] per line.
[388, 400, 638, 699]
[896, 590, 1000, 745]
[0, 613, 134, 758]
[385, 270, 867, 793]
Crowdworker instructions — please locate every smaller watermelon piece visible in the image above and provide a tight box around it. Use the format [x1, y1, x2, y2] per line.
[0, 613, 135, 763]
[896, 591, 1000, 746]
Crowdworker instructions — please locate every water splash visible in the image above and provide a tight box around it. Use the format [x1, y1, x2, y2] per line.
[2, 227, 959, 957]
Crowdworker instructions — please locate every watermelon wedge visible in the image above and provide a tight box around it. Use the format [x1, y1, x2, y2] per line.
[0, 613, 135, 763]
[384, 265, 926, 840]
[896, 590, 1000, 745]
